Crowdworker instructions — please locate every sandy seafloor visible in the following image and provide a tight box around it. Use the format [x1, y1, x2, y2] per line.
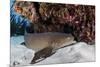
[10, 36, 95, 67]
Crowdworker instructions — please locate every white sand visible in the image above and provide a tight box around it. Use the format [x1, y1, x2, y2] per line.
[35, 42, 95, 65]
[10, 36, 95, 66]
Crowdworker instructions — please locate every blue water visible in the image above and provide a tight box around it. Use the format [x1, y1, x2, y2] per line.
[10, 0, 31, 35]
[10, 0, 30, 26]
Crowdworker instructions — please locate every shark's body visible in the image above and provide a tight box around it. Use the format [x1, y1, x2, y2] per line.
[23, 32, 76, 64]
[24, 32, 75, 52]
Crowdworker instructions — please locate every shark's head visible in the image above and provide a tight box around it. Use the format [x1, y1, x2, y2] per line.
[61, 34, 76, 47]
[50, 34, 76, 50]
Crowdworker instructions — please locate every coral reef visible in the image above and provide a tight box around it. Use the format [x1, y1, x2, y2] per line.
[13, 1, 95, 44]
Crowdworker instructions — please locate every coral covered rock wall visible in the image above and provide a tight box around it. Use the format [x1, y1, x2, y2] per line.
[13, 1, 95, 44]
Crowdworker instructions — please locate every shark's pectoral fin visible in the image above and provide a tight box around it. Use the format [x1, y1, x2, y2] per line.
[30, 46, 55, 64]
